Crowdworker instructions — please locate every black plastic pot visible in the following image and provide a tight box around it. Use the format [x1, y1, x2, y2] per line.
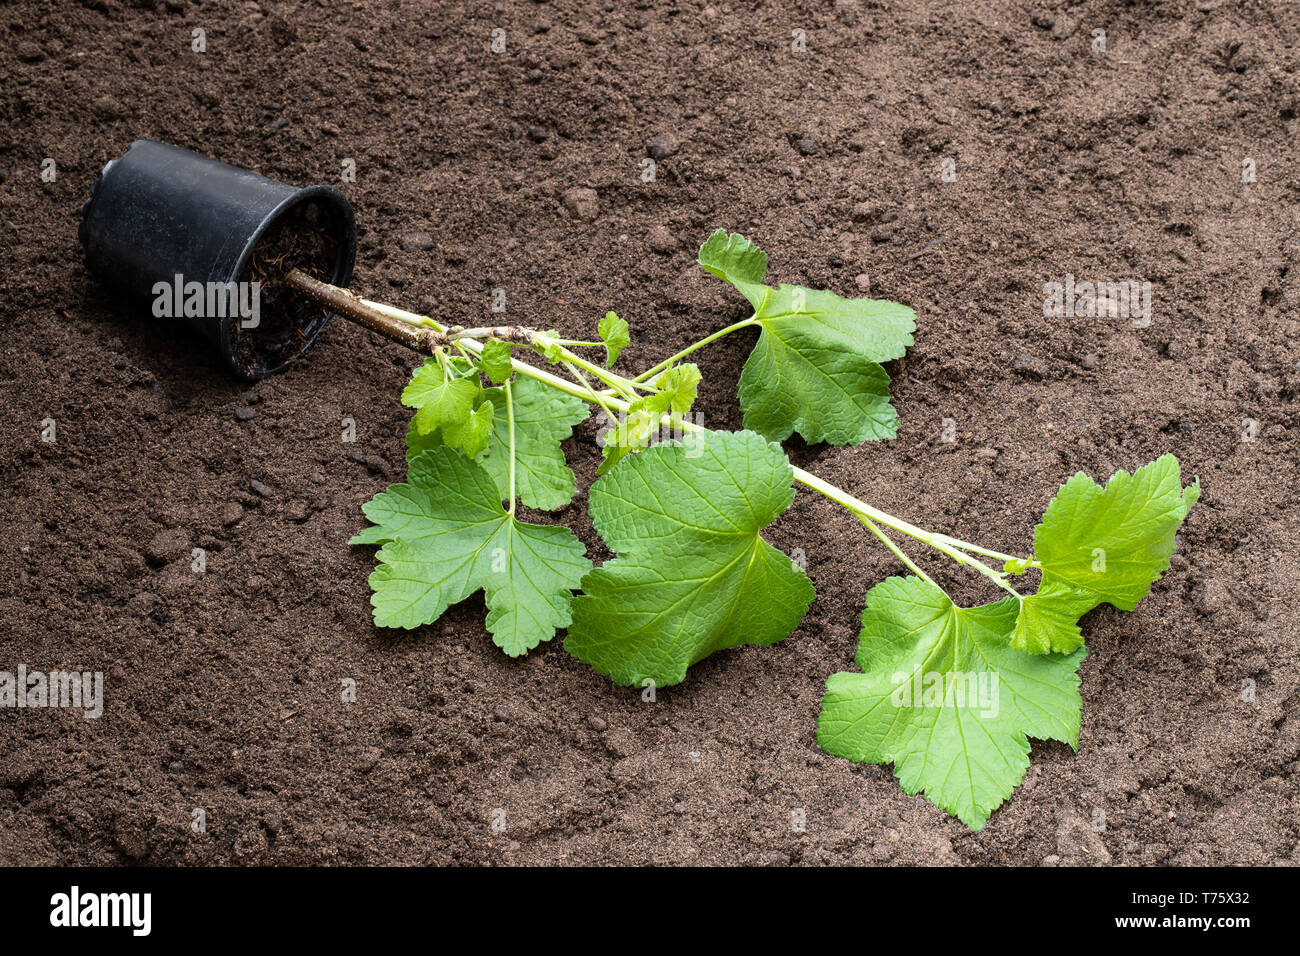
[79, 139, 357, 379]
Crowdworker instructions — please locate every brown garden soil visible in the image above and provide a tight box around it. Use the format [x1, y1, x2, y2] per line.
[1, 0, 1298, 866]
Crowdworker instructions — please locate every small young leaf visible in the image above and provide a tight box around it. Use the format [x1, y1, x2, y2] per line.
[817, 576, 1084, 830]
[1010, 579, 1097, 655]
[598, 311, 631, 368]
[408, 377, 589, 511]
[595, 363, 704, 476]
[402, 359, 479, 435]
[479, 340, 514, 384]
[1009, 455, 1199, 653]
[594, 396, 657, 476]
[567, 430, 816, 687]
[648, 363, 702, 415]
[442, 399, 494, 458]
[351, 448, 590, 655]
[540, 334, 566, 364]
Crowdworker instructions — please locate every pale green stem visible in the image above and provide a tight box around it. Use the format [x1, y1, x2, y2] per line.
[450, 340, 475, 366]
[361, 299, 441, 329]
[561, 359, 619, 423]
[855, 514, 938, 589]
[505, 379, 517, 515]
[536, 332, 638, 400]
[632, 316, 759, 383]
[928, 540, 1023, 601]
[787, 467, 1022, 570]
[790, 467, 1024, 599]
[597, 378, 660, 396]
[931, 534, 1020, 564]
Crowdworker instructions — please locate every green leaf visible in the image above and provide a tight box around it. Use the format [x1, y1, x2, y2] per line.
[539, 332, 565, 365]
[402, 359, 479, 435]
[1029, 455, 1199, 610]
[598, 311, 630, 368]
[698, 228, 769, 308]
[594, 399, 654, 477]
[1009, 455, 1199, 653]
[350, 448, 590, 655]
[408, 376, 589, 511]
[648, 363, 702, 415]
[478, 380, 589, 510]
[817, 576, 1085, 830]
[594, 386, 684, 478]
[442, 399, 494, 458]
[697, 231, 916, 446]
[759, 285, 916, 365]
[739, 285, 916, 445]
[567, 430, 815, 687]
[593, 363, 701, 477]
[479, 340, 514, 384]
[1009, 579, 1098, 655]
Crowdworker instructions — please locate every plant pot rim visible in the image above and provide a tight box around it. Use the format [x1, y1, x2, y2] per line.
[220, 183, 356, 378]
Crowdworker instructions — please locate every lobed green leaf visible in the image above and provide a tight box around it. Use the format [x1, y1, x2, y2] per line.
[698, 230, 916, 446]
[1009, 454, 1199, 653]
[479, 339, 514, 384]
[402, 358, 479, 435]
[567, 429, 816, 687]
[351, 448, 590, 656]
[818, 576, 1084, 830]
[698, 229, 769, 308]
